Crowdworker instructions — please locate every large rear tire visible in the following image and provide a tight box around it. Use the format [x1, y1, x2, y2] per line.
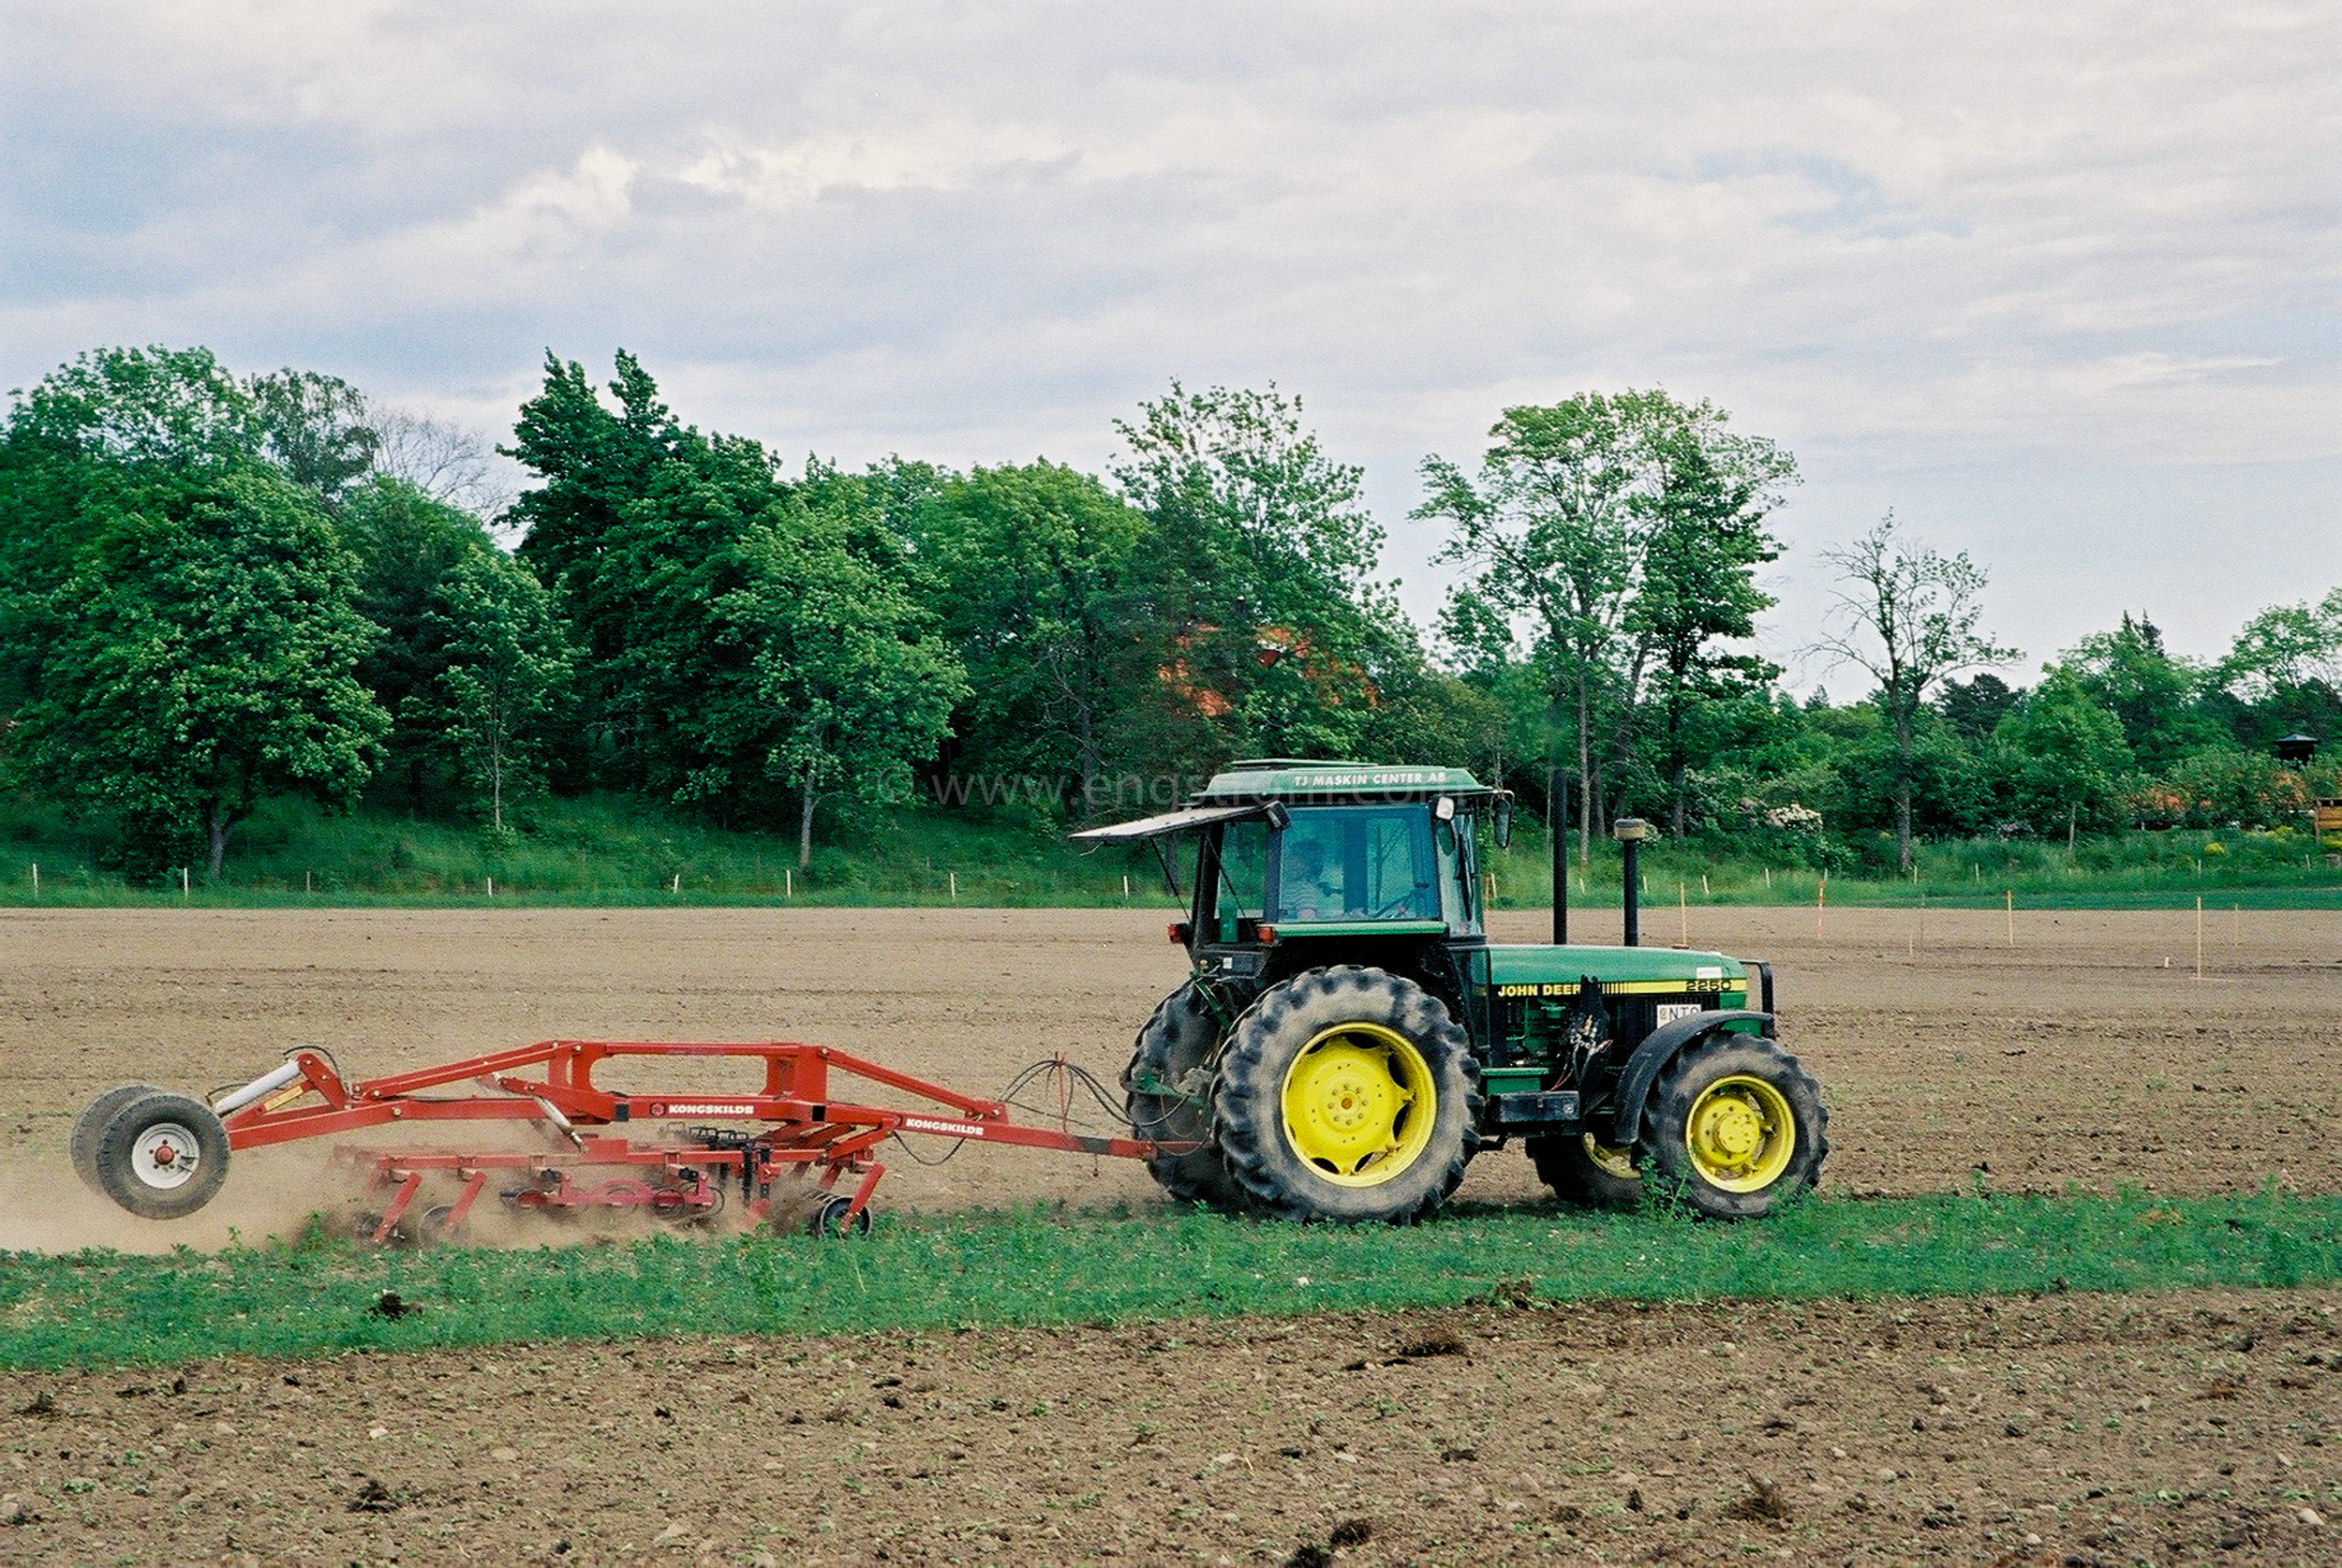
[92, 1090, 230, 1220]
[1636, 1035, 1827, 1220]
[1213, 966, 1479, 1224]
[1122, 983, 1249, 1211]
[1528, 1132, 1643, 1209]
[71, 1083, 165, 1193]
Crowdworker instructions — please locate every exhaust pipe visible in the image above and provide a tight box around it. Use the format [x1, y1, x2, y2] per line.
[1612, 818, 1651, 948]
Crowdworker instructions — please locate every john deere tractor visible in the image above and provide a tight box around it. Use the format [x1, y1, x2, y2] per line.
[1075, 760, 1826, 1223]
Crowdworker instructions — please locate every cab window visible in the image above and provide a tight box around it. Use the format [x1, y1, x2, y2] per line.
[1203, 818, 1269, 942]
[1272, 806, 1439, 923]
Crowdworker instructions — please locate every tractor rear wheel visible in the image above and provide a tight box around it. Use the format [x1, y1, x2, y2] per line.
[1122, 982, 1249, 1211]
[1213, 966, 1479, 1224]
[1528, 1132, 1642, 1209]
[1636, 1035, 1827, 1220]
[71, 1083, 165, 1193]
[90, 1090, 231, 1220]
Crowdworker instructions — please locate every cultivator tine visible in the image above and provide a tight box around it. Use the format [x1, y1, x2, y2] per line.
[374, 1171, 424, 1246]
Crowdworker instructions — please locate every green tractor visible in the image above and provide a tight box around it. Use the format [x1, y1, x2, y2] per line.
[1075, 760, 1827, 1223]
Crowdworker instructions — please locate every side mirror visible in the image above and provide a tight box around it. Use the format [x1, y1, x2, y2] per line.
[1491, 794, 1513, 848]
[1434, 796, 1458, 823]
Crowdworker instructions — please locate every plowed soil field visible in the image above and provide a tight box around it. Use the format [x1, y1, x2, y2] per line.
[4, 904, 2340, 1564]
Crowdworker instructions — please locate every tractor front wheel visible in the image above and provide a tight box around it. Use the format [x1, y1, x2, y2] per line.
[1123, 982, 1249, 1212]
[1213, 966, 1479, 1224]
[1636, 1035, 1827, 1220]
[1528, 1132, 1642, 1209]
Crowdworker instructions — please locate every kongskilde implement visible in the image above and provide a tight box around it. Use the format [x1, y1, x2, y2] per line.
[71, 1040, 1193, 1242]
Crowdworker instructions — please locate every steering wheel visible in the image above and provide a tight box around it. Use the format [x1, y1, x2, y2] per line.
[1373, 884, 1430, 918]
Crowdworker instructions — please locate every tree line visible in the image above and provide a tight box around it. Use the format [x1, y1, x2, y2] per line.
[1, 344, 2335, 880]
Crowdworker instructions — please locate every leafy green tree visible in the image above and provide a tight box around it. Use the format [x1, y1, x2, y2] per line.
[1994, 670, 2132, 851]
[247, 369, 379, 505]
[1628, 413, 1794, 832]
[1421, 391, 1794, 851]
[2213, 590, 2342, 751]
[339, 478, 496, 805]
[914, 462, 1143, 814]
[718, 481, 968, 865]
[1112, 383, 1395, 769]
[506, 351, 778, 795]
[1816, 513, 2020, 871]
[420, 547, 574, 834]
[2059, 613, 2224, 770]
[4, 346, 262, 473]
[9, 467, 385, 875]
[0, 348, 388, 876]
[1934, 673, 2021, 742]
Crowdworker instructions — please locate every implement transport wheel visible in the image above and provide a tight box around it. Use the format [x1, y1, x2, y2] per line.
[1213, 966, 1479, 1224]
[1122, 982, 1249, 1212]
[1636, 1035, 1827, 1220]
[70, 1083, 165, 1193]
[91, 1091, 230, 1220]
[1528, 1132, 1642, 1210]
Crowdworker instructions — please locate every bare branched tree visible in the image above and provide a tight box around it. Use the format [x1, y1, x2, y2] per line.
[367, 407, 519, 525]
[1814, 513, 2020, 871]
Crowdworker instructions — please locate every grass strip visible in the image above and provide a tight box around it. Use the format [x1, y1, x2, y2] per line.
[1, 1190, 2335, 1372]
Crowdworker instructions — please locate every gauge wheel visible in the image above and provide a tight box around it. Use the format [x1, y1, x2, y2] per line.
[70, 1083, 166, 1192]
[91, 1091, 231, 1220]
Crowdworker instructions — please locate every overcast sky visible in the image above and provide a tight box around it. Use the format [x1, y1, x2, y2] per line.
[4, 2, 2336, 689]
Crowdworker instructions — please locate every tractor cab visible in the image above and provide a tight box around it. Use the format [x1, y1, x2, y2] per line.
[1075, 762, 1505, 994]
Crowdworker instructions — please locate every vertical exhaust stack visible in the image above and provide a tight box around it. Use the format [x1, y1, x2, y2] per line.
[1612, 818, 1651, 948]
[1549, 766, 1568, 945]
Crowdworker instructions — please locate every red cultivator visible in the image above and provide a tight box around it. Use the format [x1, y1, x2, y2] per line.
[70, 1040, 1192, 1242]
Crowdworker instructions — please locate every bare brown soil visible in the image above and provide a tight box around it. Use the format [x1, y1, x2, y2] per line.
[3, 904, 2340, 1564]
[4, 1289, 2338, 1565]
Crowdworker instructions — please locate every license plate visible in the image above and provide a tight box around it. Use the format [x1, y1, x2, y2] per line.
[1654, 1003, 1704, 1026]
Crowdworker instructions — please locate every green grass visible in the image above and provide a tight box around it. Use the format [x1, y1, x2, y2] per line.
[1490, 821, 2342, 913]
[0, 791, 1172, 910]
[2, 1190, 2334, 1371]
[0, 789, 2335, 910]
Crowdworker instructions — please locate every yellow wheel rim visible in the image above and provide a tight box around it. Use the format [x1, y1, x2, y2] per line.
[1682, 1073, 1797, 1193]
[1582, 1134, 1638, 1180]
[1279, 1022, 1437, 1186]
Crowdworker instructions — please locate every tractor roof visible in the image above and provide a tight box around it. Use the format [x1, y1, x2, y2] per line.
[1068, 761, 1498, 844]
[1194, 760, 1495, 804]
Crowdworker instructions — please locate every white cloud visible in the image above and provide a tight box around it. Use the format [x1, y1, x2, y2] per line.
[2, 1, 2337, 666]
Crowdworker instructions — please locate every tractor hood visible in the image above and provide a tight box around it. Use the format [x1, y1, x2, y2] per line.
[1485, 944, 1747, 997]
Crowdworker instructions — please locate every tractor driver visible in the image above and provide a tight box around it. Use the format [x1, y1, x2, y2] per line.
[1281, 837, 1345, 921]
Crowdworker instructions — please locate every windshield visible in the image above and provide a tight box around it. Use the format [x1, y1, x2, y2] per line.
[1272, 806, 1439, 923]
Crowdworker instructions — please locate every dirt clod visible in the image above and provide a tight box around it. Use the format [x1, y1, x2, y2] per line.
[370, 1291, 418, 1320]
[1327, 1518, 1371, 1548]
[1398, 1332, 1467, 1359]
[347, 1477, 399, 1515]
[1724, 1475, 1792, 1522]
[15, 1391, 58, 1418]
